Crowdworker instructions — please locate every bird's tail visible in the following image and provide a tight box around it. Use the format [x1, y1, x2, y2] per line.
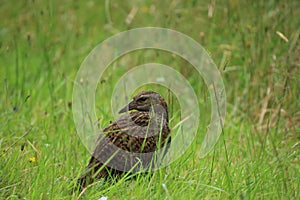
[76, 157, 106, 190]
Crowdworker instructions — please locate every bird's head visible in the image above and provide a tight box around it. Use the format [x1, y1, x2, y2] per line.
[118, 91, 168, 116]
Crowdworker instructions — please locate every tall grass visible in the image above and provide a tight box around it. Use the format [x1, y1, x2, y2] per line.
[0, 0, 299, 199]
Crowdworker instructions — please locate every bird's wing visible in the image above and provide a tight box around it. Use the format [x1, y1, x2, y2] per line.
[89, 111, 170, 172]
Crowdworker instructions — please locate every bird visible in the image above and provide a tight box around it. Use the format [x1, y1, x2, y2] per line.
[77, 90, 171, 189]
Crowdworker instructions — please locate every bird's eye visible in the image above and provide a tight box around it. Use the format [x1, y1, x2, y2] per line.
[137, 97, 147, 102]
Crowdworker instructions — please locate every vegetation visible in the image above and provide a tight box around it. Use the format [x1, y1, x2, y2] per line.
[0, 0, 299, 199]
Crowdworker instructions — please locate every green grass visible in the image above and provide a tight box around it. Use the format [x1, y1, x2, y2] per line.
[0, 0, 299, 199]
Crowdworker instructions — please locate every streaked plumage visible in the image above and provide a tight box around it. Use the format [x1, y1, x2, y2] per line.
[78, 90, 171, 188]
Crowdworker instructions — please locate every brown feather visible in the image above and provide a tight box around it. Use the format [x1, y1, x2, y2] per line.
[77, 90, 171, 188]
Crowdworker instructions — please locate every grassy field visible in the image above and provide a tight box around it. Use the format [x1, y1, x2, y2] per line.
[0, 0, 299, 199]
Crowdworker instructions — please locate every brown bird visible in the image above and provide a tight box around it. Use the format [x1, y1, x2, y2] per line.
[78, 90, 171, 188]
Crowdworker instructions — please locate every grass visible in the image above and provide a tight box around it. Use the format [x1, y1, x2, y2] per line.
[0, 0, 299, 199]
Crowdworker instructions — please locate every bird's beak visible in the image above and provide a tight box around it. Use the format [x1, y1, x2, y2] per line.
[118, 101, 135, 114]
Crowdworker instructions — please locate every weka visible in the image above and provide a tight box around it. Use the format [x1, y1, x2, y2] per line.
[78, 90, 171, 188]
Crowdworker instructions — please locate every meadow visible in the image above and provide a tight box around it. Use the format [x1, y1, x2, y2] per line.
[0, 0, 299, 199]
